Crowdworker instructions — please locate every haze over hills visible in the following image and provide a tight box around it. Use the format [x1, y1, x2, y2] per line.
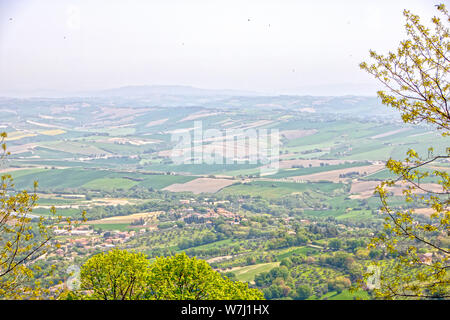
[0, 84, 381, 99]
[0, 85, 393, 118]
[84, 85, 267, 98]
[0, 85, 266, 99]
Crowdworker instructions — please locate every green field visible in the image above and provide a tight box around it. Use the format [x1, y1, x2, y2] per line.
[219, 180, 344, 199]
[10, 168, 197, 191]
[265, 162, 369, 179]
[317, 289, 370, 300]
[233, 262, 281, 283]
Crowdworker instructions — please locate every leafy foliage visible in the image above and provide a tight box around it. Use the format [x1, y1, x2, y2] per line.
[73, 250, 263, 300]
[359, 4, 450, 299]
[79, 249, 149, 300]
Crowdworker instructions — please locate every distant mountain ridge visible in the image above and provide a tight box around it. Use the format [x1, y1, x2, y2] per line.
[0, 84, 382, 99]
[79, 85, 267, 98]
[0, 85, 267, 99]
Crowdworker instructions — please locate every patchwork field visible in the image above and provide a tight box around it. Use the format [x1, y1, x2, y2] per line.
[288, 164, 385, 182]
[163, 177, 236, 194]
[265, 162, 369, 179]
[350, 180, 446, 199]
[226, 262, 281, 283]
[276, 159, 361, 169]
[219, 180, 343, 199]
[87, 211, 162, 224]
[39, 129, 66, 136]
[9, 167, 198, 191]
[280, 129, 317, 140]
[1, 92, 448, 301]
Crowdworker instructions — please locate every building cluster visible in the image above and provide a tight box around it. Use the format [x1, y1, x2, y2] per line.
[182, 206, 245, 225]
[52, 226, 138, 259]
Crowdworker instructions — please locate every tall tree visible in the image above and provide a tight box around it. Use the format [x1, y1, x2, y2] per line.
[145, 252, 264, 300]
[75, 250, 263, 300]
[79, 249, 150, 300]
[359, 4, 449, 299]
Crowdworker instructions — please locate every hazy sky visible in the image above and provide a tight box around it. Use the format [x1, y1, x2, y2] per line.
[0, 0, 442, 96]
